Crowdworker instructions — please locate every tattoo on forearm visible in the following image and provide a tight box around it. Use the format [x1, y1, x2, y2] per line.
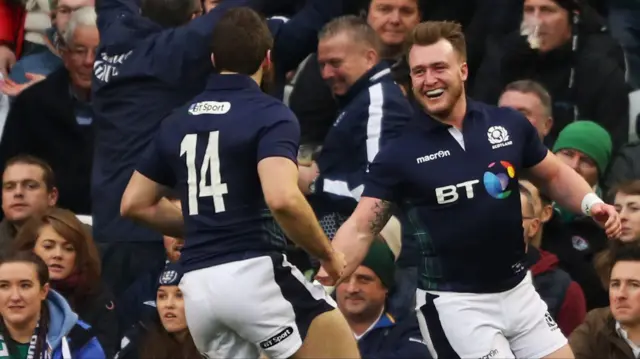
[369, 200, 392, 235]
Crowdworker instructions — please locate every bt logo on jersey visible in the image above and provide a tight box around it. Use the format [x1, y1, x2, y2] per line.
[435, 180, 480, 204]
[435, 161, 516, 204]
[483, 161, 515, 199]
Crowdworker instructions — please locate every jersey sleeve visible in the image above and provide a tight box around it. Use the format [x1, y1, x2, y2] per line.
[361, 146, 401, 202]
[256, 108, 300, 163]
[136, 130, 176, 187]
[519, 112, 549, 168]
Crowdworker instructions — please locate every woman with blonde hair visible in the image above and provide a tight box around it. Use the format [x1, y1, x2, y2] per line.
[12, 208, 118, 357]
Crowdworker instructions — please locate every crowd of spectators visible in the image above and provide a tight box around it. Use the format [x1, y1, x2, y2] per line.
[0, 0, 638, 357]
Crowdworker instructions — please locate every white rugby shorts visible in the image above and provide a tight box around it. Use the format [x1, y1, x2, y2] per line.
[416, 272, 568, 358]
[179, 253, 336, 358]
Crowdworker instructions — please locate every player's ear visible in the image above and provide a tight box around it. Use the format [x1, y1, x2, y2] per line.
[460, 61, 468, 82]
[210, 53, 216, 68]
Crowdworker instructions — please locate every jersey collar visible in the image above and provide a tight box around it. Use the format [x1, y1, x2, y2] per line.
[205, 74, 262, 92]
[336, 62, 392, 108]
[414, 97, 482, 132]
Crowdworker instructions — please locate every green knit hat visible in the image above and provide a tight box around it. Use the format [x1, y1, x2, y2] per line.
[361, 239, 396, 289]
[552, 121, 612, 175]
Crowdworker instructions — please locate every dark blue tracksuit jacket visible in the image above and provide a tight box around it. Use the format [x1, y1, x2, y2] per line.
[91, 0, 341, 243]
[311, 62, 412, 215]
[358, 311, 432, 359]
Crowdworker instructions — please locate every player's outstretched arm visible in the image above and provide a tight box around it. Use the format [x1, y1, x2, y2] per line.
[527, 151, 621, 238]
[121, 171, 184, 238]
[316, 197, 394, 286]
[258, 157, 335, 258]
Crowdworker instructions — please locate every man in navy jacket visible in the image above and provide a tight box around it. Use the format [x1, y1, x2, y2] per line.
[335, 239, 431, 359]
[299, 15, 412, 220]
[91, 0, 341, 296]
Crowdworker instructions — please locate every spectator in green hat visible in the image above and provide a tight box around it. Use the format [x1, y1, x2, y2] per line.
[553, 120, 612, 200]
[335, 239, 431, 358]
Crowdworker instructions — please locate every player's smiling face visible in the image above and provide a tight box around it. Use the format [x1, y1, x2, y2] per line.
[409, 39, 467, 119]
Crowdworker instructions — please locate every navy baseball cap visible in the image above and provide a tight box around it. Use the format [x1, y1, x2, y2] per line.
[158, 261, 184, 286]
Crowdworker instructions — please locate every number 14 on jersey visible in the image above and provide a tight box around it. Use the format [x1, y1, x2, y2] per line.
[180, 131, 228, 215]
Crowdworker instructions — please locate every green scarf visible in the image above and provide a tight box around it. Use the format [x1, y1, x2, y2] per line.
[553, 185, 603, 223]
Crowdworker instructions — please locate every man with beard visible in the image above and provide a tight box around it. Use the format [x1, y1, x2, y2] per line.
[317, 20, 622, 359]
[120, 8, 359, 359]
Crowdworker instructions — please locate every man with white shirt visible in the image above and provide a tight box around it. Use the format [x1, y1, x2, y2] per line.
[335, 239, 431, 359]
[570, 241, 640, 358]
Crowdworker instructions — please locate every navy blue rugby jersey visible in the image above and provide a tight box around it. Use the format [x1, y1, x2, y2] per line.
[136, 74, 299, 272]
[362, 99, 549, 293]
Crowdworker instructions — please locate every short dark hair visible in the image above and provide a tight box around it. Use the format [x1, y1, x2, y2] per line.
[609, 179, 640, 198]
[318, 15, 382, 54]
[596, 240, 640, 288]
[404, 21, 466, 61]
[211, 7, 273, 75]
[140, 0, 200, 28]
[503, 80, 553, 117]
[3, 155, 56, 192]
[611, 240, 640, 270]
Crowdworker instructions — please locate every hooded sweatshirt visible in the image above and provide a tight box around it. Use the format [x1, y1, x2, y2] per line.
[0, 289, 105, 359]
[528, 247, 587, 336]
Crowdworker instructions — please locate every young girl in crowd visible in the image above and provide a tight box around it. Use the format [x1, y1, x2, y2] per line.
[0, 250, 105, 358]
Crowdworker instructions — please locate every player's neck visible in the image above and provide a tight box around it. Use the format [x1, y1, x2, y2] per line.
[434, 94, 467, 130]
[219, 70, 263, 87]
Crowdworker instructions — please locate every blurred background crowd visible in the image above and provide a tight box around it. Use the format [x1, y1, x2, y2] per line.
[0, 0, 639, 358]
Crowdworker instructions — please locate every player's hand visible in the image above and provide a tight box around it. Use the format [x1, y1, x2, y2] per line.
[316, 250, 346, 286]
[591, 203, 622, 239]
[298, 161, 319, 194]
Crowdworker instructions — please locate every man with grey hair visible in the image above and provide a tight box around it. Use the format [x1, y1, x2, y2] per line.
[499, 79, 554, 143]
[1, 0, 96, 90]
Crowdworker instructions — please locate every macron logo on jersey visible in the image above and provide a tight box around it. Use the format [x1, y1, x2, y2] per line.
[189, 101, 231, 115]
[416, 150, 450, 164]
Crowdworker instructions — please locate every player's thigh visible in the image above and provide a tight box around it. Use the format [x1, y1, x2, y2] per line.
[225, 253, 342, 359]
[505, 274, 569, 358]
[179, 269, 227, 356]
[291, 308, 360, 359]
[416, 289, 514, 359]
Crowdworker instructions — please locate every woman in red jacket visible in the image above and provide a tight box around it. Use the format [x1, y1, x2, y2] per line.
[0, 0, 26, 77]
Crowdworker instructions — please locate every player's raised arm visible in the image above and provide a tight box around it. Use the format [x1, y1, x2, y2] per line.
[257, 157, 342, 273]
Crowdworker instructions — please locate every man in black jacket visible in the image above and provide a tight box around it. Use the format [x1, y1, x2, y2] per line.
[472, 0, 630, 149]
